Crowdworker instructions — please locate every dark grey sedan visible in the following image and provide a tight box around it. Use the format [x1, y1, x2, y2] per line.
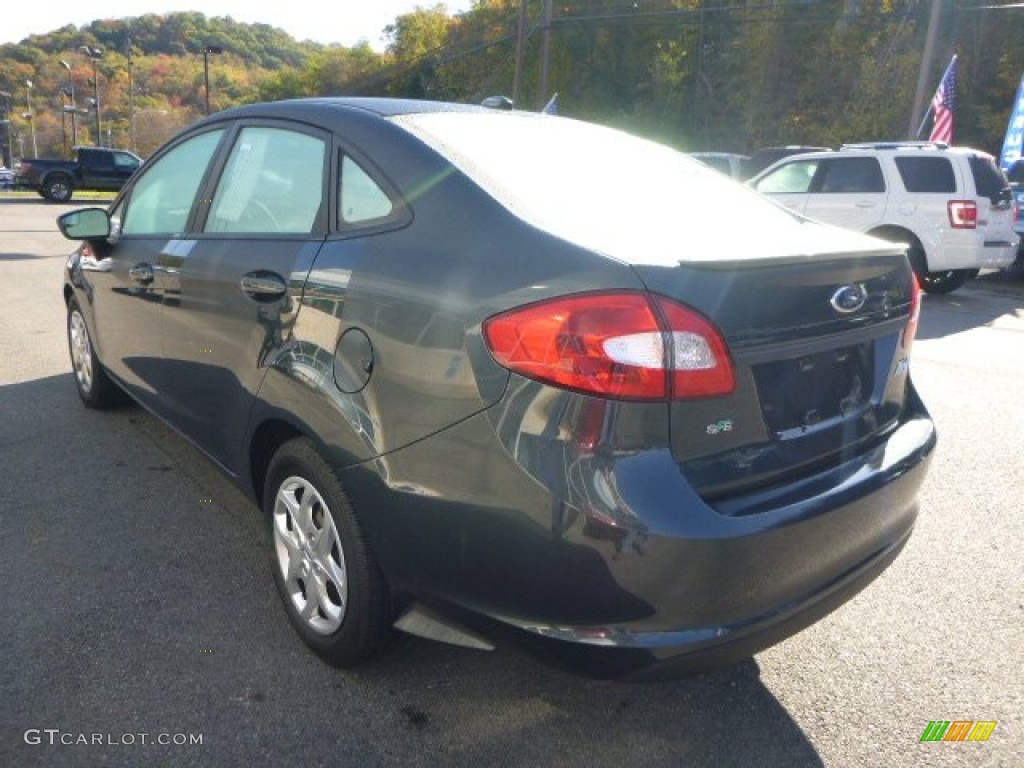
[59, 98, 935, 679]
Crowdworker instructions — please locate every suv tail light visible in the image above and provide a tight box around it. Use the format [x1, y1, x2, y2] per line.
[482, 292, 734, 401]
[947, 200, 978, 229]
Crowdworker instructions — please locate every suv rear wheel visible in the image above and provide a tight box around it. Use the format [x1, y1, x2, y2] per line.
[885, 229, 975, 295]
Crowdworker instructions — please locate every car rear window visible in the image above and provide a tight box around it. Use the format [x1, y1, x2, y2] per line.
[894, 156, 956, 193]
[968, 155, 1009, 199]
[393, 112, 819, 266]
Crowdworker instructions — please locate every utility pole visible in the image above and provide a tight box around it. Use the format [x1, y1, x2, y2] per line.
[908, 0, 943, 139]
[512, 0, 528, 106]
[537, 0, 553, 110]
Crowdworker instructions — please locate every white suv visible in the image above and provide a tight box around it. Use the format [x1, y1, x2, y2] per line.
[749, 142, 1019, 293]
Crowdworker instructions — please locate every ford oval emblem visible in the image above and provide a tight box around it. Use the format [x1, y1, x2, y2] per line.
[830, 284, 868, 314]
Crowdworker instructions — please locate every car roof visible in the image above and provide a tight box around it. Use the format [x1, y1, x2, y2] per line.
[206, 97, 492, 122]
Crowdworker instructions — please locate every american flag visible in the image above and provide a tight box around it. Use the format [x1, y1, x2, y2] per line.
[929, 55, 957, 144]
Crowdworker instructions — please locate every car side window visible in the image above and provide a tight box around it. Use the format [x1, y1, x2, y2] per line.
[122, 129, 225, 236]
[206, 126, 327, 235]
[818, 157, 885, 193]
[894, 157, 956, 193]
[113, 152, 140, 170]
[753, 160, 819, 194]
[339, 155, 394, 224]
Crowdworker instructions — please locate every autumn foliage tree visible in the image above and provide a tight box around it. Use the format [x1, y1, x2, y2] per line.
[3, 3, 1024, 162]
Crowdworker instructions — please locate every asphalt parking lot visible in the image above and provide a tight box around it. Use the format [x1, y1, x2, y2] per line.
[0, 197, 1021, 767]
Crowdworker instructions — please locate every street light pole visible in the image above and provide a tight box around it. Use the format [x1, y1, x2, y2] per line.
[60, 60, 77, 148]
[202, 44, 223, 116]
[24, 80, 38, 157]
[0, 91, 12, 167]
[60, 93, 68, 157]
[79, 46, 104, 146]
[127, 36, 135, 152]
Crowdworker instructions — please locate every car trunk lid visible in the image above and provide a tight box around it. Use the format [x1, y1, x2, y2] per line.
[633, 247, 916, 502]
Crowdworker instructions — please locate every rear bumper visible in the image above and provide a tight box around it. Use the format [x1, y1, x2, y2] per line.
[345, 380, 935, 679]
[932, 230, 1017, 270]
[488, 402, 934, 679]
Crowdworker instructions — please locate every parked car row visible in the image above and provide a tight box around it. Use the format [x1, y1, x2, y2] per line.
[689, 146, 828, 181]
[695, 141, 1019, 293]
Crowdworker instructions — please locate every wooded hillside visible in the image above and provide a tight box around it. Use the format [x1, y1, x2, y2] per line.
[2, 1, 1023, 161]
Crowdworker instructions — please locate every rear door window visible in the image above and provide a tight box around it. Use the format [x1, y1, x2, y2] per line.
[816, 157, 885, 193]
[894, 157, 956, 193]
[206, 126, 327, 234]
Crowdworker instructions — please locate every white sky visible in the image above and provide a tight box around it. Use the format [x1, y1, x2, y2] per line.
[3, 1, 476, 50]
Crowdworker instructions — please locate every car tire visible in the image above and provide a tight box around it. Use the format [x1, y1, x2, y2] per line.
[43, 175, 73, 203]
[67, 299, 126, 408]
[264, 438, 390, 666]
[901, 236, 972, 294]
[916, 268, 973, 294]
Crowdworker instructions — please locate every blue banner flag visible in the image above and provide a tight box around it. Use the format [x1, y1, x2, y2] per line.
[999, 74, 1024, 171]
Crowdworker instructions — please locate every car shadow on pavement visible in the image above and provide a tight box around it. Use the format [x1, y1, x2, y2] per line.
[1, 373, 823, 768]
[916, 281, 1023, 340]
[351, 636, 824, 766]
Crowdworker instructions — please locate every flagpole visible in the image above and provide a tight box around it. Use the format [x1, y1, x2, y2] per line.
[916, 105, 934, 139]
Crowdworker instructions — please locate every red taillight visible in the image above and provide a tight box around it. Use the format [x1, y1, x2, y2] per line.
[482, 292, 734, 401]
[947, 200, 978, 229]
[903, 276, 922, 353]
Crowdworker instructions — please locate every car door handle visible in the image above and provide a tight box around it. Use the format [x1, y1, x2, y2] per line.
[855, 201, 876, 209]
[129, 263, 154, 284]
[240, 272, 287, 300]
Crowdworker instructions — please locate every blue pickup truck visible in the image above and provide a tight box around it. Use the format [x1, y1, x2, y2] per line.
[15, 146, 141, 202]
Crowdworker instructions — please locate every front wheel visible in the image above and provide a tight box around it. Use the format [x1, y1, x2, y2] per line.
[67, 299, 126, 408]
[264, 438, 390, 666]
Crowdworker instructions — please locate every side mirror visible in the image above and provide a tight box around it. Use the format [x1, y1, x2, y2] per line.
[57, 208, 111, 240]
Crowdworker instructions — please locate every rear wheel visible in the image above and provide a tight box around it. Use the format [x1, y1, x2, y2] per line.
[891, 230, 973, 295]
[914, 266, 973, 294]
[67, 299, 126, 408]
[264, 438, 390, 666]
[43, 175, 74, 203]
